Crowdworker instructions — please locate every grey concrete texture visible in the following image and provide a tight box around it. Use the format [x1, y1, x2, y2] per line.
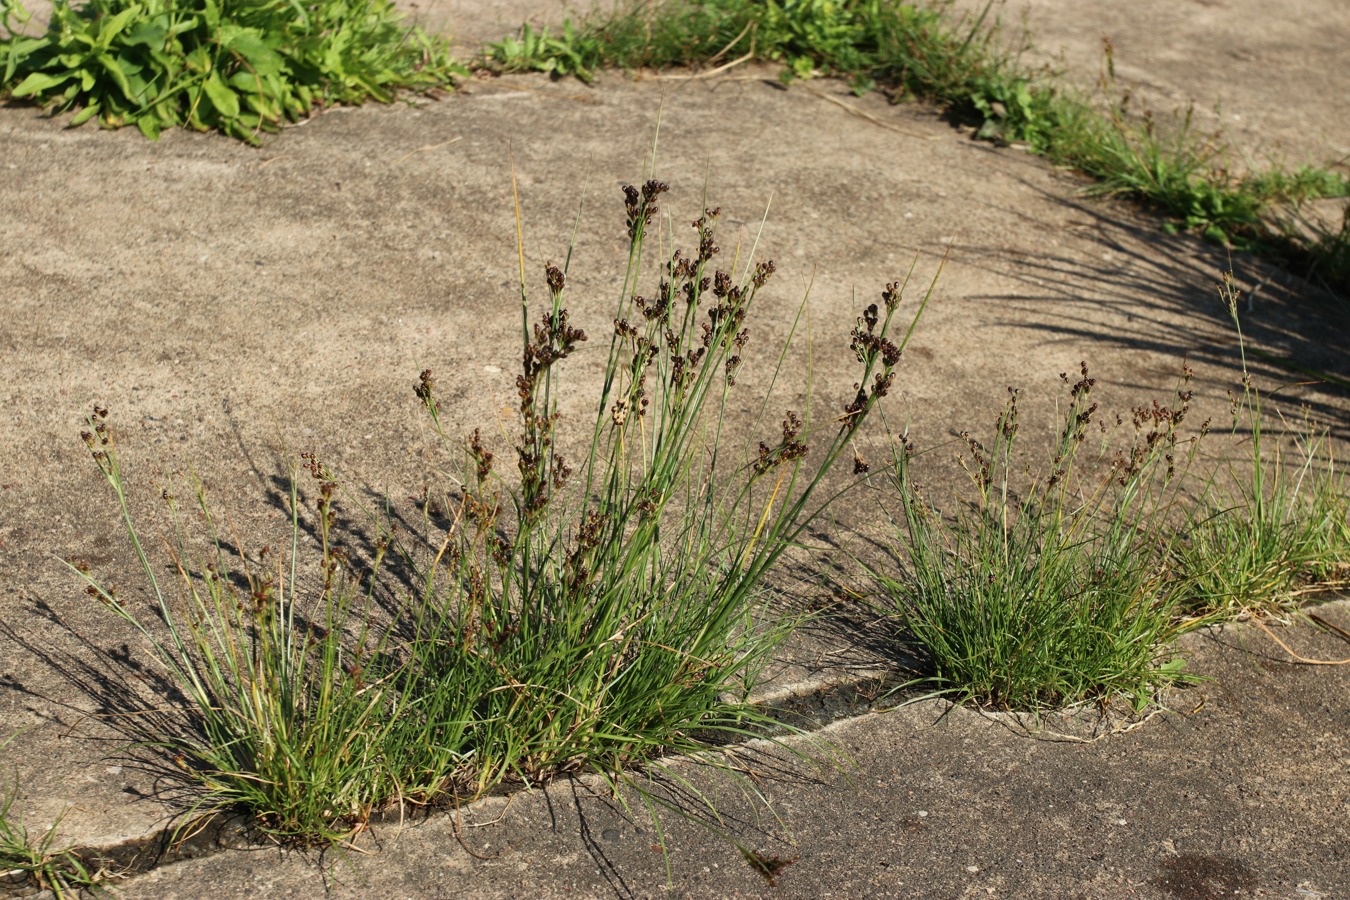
[0, 0, 1348, 896]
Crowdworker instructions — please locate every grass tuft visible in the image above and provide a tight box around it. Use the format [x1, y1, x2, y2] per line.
[72, 173, 931, 843]
[1, 738, 114, 898]
[875, 365, 1197, 711]
[873, 270, 1348, 711]
[1168, 275, 1350, 621]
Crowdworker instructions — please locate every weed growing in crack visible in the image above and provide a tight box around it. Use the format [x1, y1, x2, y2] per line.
[874, 269, 1349, 710]
[385, 176, 933, 822]
[1167, 275, 1350, 621]
[1, 736, 114, 897]
[875, 364, 1198, 712]
[72, 414, 410, 841]
[71, 176, 933, 845]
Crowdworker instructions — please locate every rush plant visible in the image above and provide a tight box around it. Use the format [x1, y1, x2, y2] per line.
[72, 173, 932, 842]
[1, 737, 111, 897]
[1167, 275, 1350, 620]
[876, 365, 1196, 711]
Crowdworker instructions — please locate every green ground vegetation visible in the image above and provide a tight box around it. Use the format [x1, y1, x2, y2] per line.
[1166, 275, 1350, 621]
[36, 192, 1349, 856]
[1, 741, 112, 897]
[2, 0, 1345, 856]
[873, 275, 1348, 711]
[875, 366, 1195, 711]
[0, 0, 463, 142]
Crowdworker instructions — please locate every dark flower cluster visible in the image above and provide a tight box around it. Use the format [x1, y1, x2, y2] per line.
[839, 286, 909, 437]
[415, 369, 439, 414]
[999, 385, 1021, 441]
[300, 450, 339, 537]
[1044, 363, 1098, 489]
[81, 404, 112, 468]
[695, 207, 720, 262]
[626, 203, 771, 398]
[754, 411, 807, 476]
[525, 305, 586, 376]
[1040, 365, 1097, 491]
[563, 509, 610, 599]
[881, 280, 903, 311]
[753, 260, 776, 288]
[624, 179, 669, 242]
[668, 341, 707, 395]
[961, 429, 993, 491]
[458, 430, 503, 531]
[468, 428, 494, 484]
[515, 264, 589, 520]
[611, 317, 655, 425]
[840, 369, 896, 436]
[633, 292, 671, 324]
[1113, 366, 1194, 483]
[850, 303, 902, 368]
[545, 261, 565, 297]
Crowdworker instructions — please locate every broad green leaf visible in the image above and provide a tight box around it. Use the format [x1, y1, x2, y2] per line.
[2, 37, 47, 82]
[69, 100, 100, 125]
[122, 20, 168, 48]
[136, 112, 161, 139]
[227, 70, 257, 92]
[164, 16, 200, 39]
[124, 69, 150, 101]
[96, 51, 136, 101]
[57, 51, 94, 68]
[186, 46, 211, 74]
[95, 6, 143, 50]
[222, 28, 283, 77]
[202, 71, 239, 117]
[11, 70, 71, 97]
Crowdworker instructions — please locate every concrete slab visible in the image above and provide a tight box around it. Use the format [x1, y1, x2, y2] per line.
[1, 1, 1347, 894]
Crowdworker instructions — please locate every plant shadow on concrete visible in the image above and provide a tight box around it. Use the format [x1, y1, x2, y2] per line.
[62, 173, 934, 851]
[956, 185, 1350, 432]
[1166, 276, 1350, 622]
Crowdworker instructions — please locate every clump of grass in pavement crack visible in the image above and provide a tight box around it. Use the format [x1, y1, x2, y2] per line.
[1, 736, 114, 897]
[1167, 274, 1350, 621]
[875, 363, 1198, 711]
[70, 176, 934, 843]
